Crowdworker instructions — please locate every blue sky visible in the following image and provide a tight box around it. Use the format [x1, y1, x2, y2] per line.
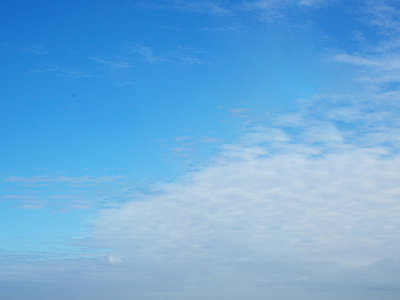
[2, 0, 400, 299]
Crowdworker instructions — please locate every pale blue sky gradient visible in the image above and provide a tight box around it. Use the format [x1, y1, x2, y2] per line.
[2, 1, 400, 299]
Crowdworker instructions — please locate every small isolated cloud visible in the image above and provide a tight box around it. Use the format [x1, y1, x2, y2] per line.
[173, 136, 194, 142]
[126, 44, 163, 62]
[170, 147, 191, 156]
[23, 45, 49, 56]
[18, 204, 44, 210]
[100, 254, 122, 265]
[199, 137, 224, 143]
[228, 108, 251, 118]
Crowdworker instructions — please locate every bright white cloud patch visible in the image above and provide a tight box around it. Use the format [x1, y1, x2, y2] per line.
[92, 92, 400, 292]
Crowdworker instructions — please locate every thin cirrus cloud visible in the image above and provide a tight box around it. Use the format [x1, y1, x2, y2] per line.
[132, 0, 338, 26]
[240, 0, 333, 21]
[133, 0, 233, 15]
[1, 194, 93, 211]
[330, 1, 400, 83]
[91, 43, 214, 71]
[125, 43, 214, 64]
[23, 45, 49, 56]
[30, 66, 95, 78]
[91, 57, 132, 70]
[333, 53, 400, 83]
[4, 175, 126, 184]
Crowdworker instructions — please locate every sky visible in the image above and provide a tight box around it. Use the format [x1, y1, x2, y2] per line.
[2, 0, 400, 299]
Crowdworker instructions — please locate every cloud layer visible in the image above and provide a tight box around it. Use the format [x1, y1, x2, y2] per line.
[89, 91, 400, 295]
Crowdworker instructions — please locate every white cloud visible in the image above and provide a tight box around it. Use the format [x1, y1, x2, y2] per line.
[332, 51, 400, 83]
[90, 92, 400, 293]
[330, 2, 400, 84]
[362, 1, 400, 34]
[99, 254, 122, 265]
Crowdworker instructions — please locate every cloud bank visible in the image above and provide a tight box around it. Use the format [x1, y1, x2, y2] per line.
[88, 91, 400, 296]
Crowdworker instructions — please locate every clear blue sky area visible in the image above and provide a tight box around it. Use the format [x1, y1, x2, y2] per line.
[2, 1, 400, 299]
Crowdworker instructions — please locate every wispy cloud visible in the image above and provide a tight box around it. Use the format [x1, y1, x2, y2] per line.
[99, 254, 123, 265]
[228, 108, 251, 118]
[4, 175, 126, 184]
[199, 137, 224, 143]
[239, 0, 337, 22]
[91, 56, 131, 69]
[134, 0, 232, 15]
[174, 0, 232, 15]
[173, 136, 194, 142]
[362, 1, 400, 34]
[298, 0, 331, 7]
[31, 66, 94, 78]
[333, 52, 400, 84]
[1, 194, 94, 211]
[199, 25, 242, 32]
[241, 0, 289, 21]
[169, 147, 192, 156]
[23, 45, 49, 56]
[18, 204, 44, 210]
[123, 43, 214, 64]
[330, 3, 400, 84]
[129, 44, 165, 62]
